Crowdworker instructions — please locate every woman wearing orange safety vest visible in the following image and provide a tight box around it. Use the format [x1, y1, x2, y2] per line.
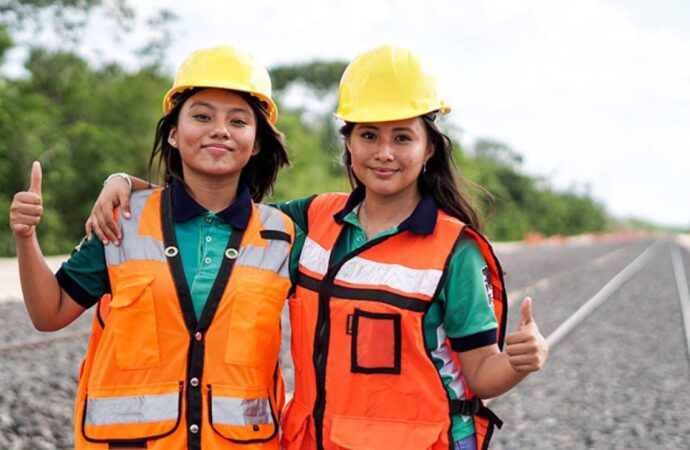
[10, 45, 295, 450]
[87, 45, 549, 450]
[279, 45, 549, 450]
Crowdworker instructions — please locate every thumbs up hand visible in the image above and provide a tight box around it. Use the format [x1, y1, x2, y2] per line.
[504, 297, 549, 373]
[9, 161, 44, 239]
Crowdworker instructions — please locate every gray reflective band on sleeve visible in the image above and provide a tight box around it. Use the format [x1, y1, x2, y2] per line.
[104, 190, 166, 266]
[211, 396, 272, 426]
[257, 204, 287, 232]
[237, 242, 291, 278]
[236, 204, 291, 277]
[85, 392, 179, 425]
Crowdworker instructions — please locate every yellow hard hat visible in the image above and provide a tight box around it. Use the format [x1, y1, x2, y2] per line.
[335, 44, 451, 123]
[163, 45, 278, 123]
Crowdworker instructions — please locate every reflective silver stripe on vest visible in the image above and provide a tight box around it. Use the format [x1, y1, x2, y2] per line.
[85, 392, 179, 425]
[337, 256, 442, 297]
[104, 190, 166, 266]
[211, 396, 271, 426]
[257, 203, 286, 233]
[236, 204, 290, 278]
[299, 237, 330, 276]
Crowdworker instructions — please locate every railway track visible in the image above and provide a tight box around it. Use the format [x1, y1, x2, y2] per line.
[0, 235, 688, 449]
[491, 237, 690, 449]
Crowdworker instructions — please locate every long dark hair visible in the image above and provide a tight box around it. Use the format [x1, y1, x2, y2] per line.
[340, 112, 484, 230]
[148, 88, 289, 202]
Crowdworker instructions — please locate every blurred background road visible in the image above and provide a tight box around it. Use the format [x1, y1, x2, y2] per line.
[1, 234, 688, 449]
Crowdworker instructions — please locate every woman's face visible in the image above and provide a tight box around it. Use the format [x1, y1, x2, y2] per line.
[347, 117, 432, 201]
[168, 88, 258, 182]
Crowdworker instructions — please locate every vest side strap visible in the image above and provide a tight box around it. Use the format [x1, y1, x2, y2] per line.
[449, 398, 503, 429]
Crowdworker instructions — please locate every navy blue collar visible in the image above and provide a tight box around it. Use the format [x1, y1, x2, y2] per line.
[333, 185, 438, 235]
[170, 179, 252, 230]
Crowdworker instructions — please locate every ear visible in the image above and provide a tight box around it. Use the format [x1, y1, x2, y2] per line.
[424, 142, 435, 166]
[425, 139, 435, 158]
[168, 127, 178, 149]
[343, 136, 352, 154]
[251, 138, 260, 156]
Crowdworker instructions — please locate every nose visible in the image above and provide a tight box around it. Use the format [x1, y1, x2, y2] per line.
[210, 119, 230, 139]
[374, 142, 394, 161]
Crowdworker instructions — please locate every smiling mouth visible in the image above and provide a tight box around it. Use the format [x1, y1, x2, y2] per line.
[370, 167, 397, 174]
[203, 143, 233, 152]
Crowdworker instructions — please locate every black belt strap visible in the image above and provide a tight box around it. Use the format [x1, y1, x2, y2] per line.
[450, 398, 503, 429]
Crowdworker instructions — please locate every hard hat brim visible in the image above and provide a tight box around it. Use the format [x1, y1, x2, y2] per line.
[162, 85, 278, 124]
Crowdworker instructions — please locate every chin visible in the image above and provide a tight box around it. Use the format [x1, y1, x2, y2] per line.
[365, 185, 401, 197]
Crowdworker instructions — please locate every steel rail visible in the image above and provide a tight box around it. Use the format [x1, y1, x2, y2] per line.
[671, 246, 690, 365]
[545, 239, 662, 349]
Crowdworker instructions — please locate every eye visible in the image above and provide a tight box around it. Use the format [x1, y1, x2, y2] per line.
[230, 118, 249, 126]
[193, 113, 210, 121]
[360, 131, 376, 141]
[395, 134, 412, 142]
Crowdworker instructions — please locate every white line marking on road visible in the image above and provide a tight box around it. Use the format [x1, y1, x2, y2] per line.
[545, 240, 663, 349]
[671, 247, 690, 364]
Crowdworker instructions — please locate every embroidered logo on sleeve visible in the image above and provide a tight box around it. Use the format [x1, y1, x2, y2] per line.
[481, 266, 494, 307]
[74, 236, 88, 252]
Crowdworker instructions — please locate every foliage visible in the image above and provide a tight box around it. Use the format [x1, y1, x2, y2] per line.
[271, 61, 347, 94]
[0, 0, 134, 45]
[0, 3, 617, 255]
[0, 47, 168, 255]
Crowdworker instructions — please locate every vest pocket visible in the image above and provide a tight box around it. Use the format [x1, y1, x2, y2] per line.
[351, 309, 401, 374]
[225, 281, 285, 367]
[109, 273, 160, 369]
[280, 400, 315, 450]
[208, 384, 278, 443]
[81, 381, 183, 442]
[329, 415, 443, 450]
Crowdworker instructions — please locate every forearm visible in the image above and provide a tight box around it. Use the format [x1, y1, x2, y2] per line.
[466, 351, 528, 399]
[15, 235, 75, 331]
[131, 175, 156, 191]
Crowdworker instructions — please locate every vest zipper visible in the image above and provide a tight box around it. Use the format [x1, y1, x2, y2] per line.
[161, 189, 246, 450]
[311, 233, 397, 450]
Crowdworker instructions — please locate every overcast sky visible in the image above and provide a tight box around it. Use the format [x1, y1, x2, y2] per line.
[8, 0, 690, 228]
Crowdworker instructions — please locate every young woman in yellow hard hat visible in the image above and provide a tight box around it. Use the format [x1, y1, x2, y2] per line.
[279, 44, 548, 450]
[85, 44, 548, 450]
[10, 45, 294, 450]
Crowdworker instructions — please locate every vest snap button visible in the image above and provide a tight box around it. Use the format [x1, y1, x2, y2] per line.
[189, 424, 199, 434]
[190, 377, 199, 387]
[225, 248, 239, 259]
[195, 332, 203, 341]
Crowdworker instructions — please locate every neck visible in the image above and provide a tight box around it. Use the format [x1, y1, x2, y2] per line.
[359, 187, 421, 238]
[182, 172, 241, 213]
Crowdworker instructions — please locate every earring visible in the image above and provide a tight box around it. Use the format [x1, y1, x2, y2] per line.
[423, 160, 428, 174]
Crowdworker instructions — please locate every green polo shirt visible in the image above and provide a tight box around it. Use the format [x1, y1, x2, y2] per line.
[58, 185, 497, 441]
[56, 181, 253, 320]
[275, 189, 498, 441]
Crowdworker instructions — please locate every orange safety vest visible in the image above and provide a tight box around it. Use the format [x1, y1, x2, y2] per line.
[281, 193, 506, 450]
[73, 188, 294, 450]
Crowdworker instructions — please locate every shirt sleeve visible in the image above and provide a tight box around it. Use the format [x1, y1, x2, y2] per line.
[271, 195, 316, 234]
[441, 237, 498, 352]
[288, 226, 306, 291]
[55, 236, 111, 309]
[271, 196, 316, 290]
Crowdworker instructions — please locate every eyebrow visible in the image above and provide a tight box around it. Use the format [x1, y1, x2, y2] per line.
[189, 101, 252, 115]
[359, 125, 416, 133]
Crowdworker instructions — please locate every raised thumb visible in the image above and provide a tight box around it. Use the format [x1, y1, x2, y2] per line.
[520, 297, 533, 329]
[29, 161, 42, 196]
